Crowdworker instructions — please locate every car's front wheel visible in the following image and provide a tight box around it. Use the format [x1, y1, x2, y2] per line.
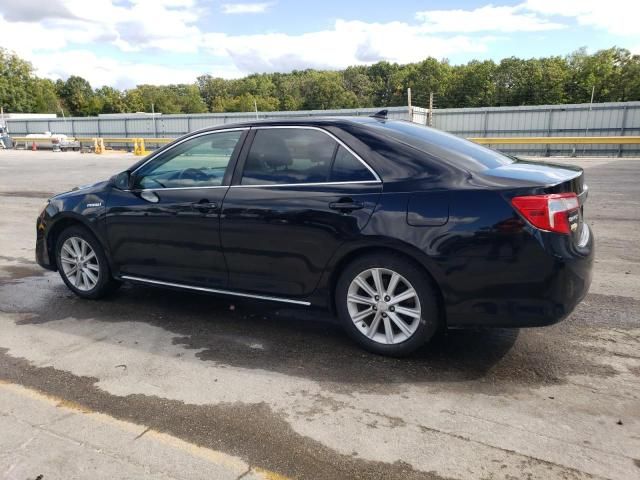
[55, 226, 120, 299]
[335, 253, 440, 356]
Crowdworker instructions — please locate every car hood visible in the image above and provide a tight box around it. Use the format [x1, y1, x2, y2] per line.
[52, 180, 110, 200]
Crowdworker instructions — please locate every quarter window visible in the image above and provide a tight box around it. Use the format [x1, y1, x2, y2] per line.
[134, 131, 244, 189]
[330, 146, 376, 182]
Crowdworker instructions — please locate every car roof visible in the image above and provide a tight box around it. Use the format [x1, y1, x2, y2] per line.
[191, 115, 390, 133]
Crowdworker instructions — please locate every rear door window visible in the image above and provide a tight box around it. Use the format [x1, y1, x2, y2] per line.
[241, 128, 377, 185]
[241, 128, 336, 185]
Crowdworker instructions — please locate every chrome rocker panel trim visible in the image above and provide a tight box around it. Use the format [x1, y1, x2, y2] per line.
[120, 275, 312, 306]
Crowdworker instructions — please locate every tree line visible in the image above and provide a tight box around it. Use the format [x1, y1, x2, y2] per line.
[1, 47, 639, 117]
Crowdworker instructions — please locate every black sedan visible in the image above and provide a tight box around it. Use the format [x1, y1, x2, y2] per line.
[36, 115, 594, 356]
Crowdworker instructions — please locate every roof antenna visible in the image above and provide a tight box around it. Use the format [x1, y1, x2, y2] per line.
[371, 109, 388, 120]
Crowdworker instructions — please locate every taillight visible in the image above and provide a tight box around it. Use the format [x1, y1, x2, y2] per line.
[511, 193, 579, 234]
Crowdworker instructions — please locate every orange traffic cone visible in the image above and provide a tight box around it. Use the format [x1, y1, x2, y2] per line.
[32, 141, 37, 151]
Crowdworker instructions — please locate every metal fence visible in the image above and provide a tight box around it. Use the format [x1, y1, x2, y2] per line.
[4, 107, 410, 140]
[432, 101, 640, 156]
[6, 102, 640, 156]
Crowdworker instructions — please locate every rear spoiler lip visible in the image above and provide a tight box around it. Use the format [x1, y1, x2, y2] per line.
[578, 184, 588, 205]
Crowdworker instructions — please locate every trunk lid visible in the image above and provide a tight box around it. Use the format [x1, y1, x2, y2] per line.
[479, 159, 588, 244]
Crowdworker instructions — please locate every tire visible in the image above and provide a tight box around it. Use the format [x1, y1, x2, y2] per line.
[335, 253, 440, 357]
[54, 225, 121, 299]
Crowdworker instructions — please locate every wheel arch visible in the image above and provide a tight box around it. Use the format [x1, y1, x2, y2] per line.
[46, 213, 111, 271]
[325, 242, 447, 328]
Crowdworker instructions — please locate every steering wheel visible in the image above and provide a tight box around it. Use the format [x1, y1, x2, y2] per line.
[178, 168, 209, 182]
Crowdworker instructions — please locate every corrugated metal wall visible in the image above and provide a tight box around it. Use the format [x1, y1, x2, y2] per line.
[432, 101, 640, 156]
[5, 107, 409, 140]
[6, 102, 640, 156]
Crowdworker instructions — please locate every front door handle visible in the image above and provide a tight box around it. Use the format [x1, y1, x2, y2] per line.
[192, 200, 218, 211]
[329, 199, 365, 212]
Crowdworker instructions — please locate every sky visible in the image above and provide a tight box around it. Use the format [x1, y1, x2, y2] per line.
[0, 0, 639, 89]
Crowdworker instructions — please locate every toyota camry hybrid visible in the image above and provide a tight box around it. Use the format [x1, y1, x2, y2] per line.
[36, 114, 594, 356]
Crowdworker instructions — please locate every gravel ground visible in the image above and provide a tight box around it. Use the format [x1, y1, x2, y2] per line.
[0, 149, 638, 480]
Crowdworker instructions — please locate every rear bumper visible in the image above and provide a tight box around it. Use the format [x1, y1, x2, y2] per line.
[444, 225, 594, 328]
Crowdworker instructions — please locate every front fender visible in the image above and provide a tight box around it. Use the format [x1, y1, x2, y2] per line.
[37, 188, 113, 271]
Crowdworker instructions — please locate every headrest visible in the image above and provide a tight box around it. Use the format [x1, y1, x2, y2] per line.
[260, 135, 292, 169]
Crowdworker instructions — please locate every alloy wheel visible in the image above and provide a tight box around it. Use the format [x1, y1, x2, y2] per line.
[346, 268, 422, 345]
[60, 236, 100, 291]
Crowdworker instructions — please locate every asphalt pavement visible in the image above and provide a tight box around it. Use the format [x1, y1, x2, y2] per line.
[0, 149, 639, 480]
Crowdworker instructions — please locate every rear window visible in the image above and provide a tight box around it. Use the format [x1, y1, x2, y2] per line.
[368, 120, 515, 171]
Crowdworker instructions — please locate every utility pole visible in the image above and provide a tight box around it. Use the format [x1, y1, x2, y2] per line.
[583, 85, 595, 155]
[428, 92, 434, 127]
[407, 88, 413, 121]
[585, 85, 595, 137]
[151, 103, 158, 138]
[254, 99, 258, 120]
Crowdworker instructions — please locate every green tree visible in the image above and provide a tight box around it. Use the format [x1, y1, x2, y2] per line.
[197, 75, 229, 111]
[0, 48, 38, 112]
[391, 58, 453, 107]
[367, 61, 402, 106]
[169, 84, 208, 113]
[565, 47, 623, 103]
[448, 60, 497, 107]
[56, 75, 97, 116]
[30, 78, 60, 113]
[343, 66, 374, 107]
[299, 70, 358, 110]
[616, 51, 640, 101]
[3, 46, 640, 116]
[95, 86, 126, 113]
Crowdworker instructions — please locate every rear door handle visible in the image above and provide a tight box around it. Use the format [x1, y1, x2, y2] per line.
[329, 200, 365, 212]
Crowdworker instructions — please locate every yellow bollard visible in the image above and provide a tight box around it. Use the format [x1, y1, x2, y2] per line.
[93, 138, 104, 154]
[134, 138, 146, 156]
[132, 138, 150, 156]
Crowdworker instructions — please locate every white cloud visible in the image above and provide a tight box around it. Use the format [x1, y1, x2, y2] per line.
[28, 49, 243, 89]
[3, 0, 638, 89]
[524, 0, 640, 37]
[0, 0, 203, 54]
[0, 0, 76, 21]
[221, 2, 273, 14]
[204, 19, 491, 73]
[416, 4, 564, 33]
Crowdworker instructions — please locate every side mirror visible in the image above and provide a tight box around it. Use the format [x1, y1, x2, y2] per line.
[112, 171, 133, 190]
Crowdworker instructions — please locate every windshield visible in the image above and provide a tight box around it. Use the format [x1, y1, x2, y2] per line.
[368, 120, 515, 171]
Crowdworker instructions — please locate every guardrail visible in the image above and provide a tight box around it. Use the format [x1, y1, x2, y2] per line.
[11, 136, 175, 155]
[468, 136, 640, 145]
[12, 137, 174, 144]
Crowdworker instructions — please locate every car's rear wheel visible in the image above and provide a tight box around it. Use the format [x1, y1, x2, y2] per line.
[55, 226, 120, 299]
[335, 253, 440, 356]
